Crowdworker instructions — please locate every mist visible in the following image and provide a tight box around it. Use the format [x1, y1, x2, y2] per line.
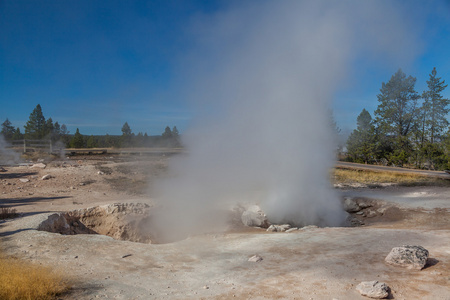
[153, 1, 421, 231]
[0, 135, 21, 166]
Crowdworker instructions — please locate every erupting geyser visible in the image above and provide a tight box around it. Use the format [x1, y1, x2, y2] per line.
[153, 1, 420, 231]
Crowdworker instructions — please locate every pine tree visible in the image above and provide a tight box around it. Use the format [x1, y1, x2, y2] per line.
[421, 67, 449, 144]
[1, 118, 15, 140]
[24, 104, 46, 139]
[87, 135, 97, 148]
[162, 126, 172, 138]
[70, 128, 85, 148]
[374, 69, 420, 165]
[346, 109, 376, 163]
[44, 118, 54, 138]
[121, 122, 132, 136]
[12, 127, 23, 140]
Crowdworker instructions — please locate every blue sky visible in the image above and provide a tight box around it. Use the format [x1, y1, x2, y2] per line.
[1, 0, 450, 136]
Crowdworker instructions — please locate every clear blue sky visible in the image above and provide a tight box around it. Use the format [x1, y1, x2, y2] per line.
[1, 0, 450, 136]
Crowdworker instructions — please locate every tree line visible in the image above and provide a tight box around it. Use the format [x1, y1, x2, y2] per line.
[346, 67, 450, 170]
[1, 104, 181, 148]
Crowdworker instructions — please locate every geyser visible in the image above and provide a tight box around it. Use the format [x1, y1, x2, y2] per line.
[154, 1, 420, 230]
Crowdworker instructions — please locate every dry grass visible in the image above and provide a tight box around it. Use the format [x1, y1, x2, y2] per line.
[333, 168, 449, 186]
[0, 254, 69, 300]
[0, 207, 18, 219]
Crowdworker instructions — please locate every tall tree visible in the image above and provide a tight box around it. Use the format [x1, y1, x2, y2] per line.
[374, 69, 420, 138]
[52, 121, 61, 142]
[24, 104, 46, 139]
[121, 122, 132, 136]
[346, 109, 376, 163]
[121, 122, 132, 147]
[162, 126, 172, 138]
[44, 118, 54, 138]
[12, 127, 23, 140]
[1, 118, 15, 140]
[421, 67, 449, 144]
[374, 69, 420, 165]
[70, 128, 85, 148]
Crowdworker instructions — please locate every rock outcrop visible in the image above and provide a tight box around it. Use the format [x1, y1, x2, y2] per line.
[241, 205, 270, 228]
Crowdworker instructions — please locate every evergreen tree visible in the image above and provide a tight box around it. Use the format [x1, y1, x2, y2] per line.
[24, 104, 46, 139]
[44, 118, 54, 138]
[374, 69, 420, 165]
[70, 128, 85, 148]
[53, 121, 61, 142]
[121, 122, 132, 136]
[172, 126, 179, 138]
[421, 67, 449, 144]
[60, 124, 70, 146]
[162, 126, 172, 138]
[346, 109, 376, 163]
[121, 122, 132, 147]
[1, 118, 15, 140]
[87, 135, 97, 148]
[12, 127, 23, 140]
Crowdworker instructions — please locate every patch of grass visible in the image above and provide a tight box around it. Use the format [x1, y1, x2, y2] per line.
[0, 255, 69, 300]
[0, 207, 18, 219]
[333, 168, 450, 186]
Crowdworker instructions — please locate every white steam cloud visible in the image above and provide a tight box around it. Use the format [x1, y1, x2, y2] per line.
[153, 1, 421, 230]
[0, 135, 21, 166]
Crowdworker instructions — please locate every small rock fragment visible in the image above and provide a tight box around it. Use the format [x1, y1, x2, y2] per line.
[19, 178, 30, 183]
[0, 167, 6, 172]
[300, 225, 319, 230]
[385, 245, 429, 270]
[122, 254, 132, 258]
[356, 281, 389, 299]
[97, 171, 105, 175]
[41, 174, 53, 180]
[203, 285, 209, 289]
[248, 255, 263, 262]
[266, 224, 292, 232]
[285, 227, 298, 233]
[31, 163, 46, 169]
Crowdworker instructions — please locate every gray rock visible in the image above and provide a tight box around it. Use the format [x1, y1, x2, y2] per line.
[356, 281, 389, 299]
[241, 205, 270, 228]
[385, 245, 429, 270]
[266, 224, 291, 232]
[19, 178, 30, 183]
[0, 167, 6, 172]
[37, 213, 71, 234]
[31, 163, 46, 169]
[300, 225, 319, 230]
[266, 225, 277, 232]
[285, 227, 298, 233]
[248, 255, 263, 262]
[343, 197, 360, 212]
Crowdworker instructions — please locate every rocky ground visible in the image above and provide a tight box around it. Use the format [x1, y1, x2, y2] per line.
[1, 154, 449, 299]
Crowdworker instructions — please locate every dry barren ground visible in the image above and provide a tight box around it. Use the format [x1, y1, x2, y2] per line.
[1, 155, 449, 300]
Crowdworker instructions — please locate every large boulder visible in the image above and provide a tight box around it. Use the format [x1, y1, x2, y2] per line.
[356, 281, 389, 299]
[343, 197, 361, 213]
[241, 205, 270, 228]
[385, 245, 429, 270]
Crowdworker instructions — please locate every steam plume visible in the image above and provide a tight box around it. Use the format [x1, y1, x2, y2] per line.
[0, 135, 20, 166]
[153, 1, 420, 230]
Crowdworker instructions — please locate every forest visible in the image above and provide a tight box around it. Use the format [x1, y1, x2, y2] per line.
[0, 104, 181, 148]
[345, 68, 450, 170]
